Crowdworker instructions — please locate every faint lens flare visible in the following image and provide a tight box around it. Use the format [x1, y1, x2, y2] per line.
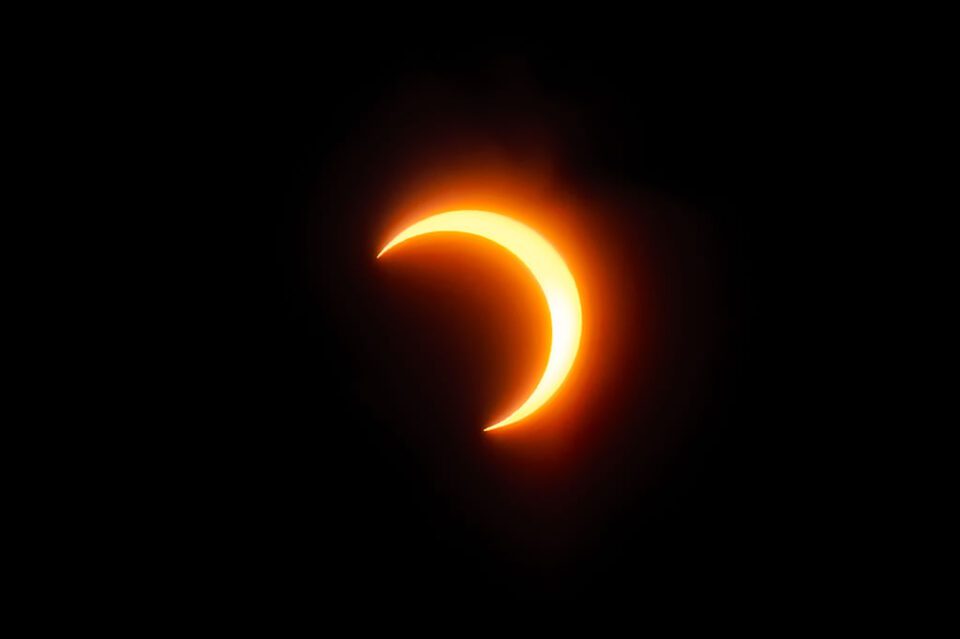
[377, 210, 583, 432]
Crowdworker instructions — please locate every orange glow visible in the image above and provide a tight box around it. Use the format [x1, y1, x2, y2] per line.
[378, 210, 583, 432]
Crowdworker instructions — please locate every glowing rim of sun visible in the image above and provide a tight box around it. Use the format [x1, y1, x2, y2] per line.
[377, 210, 583, 432]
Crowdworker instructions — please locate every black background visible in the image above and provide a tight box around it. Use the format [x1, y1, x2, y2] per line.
[159, 27, 862, 608]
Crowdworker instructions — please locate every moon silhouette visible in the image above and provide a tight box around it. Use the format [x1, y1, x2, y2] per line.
[377, 210, 583, 432]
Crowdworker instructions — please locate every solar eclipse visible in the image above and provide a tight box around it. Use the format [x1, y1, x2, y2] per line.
[378, 210, 583, 432]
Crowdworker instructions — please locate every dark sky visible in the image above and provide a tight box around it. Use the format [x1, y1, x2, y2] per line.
[161, 28, 859, 608]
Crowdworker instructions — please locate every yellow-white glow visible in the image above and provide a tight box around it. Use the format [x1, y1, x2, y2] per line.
[378, 210, 583, 432]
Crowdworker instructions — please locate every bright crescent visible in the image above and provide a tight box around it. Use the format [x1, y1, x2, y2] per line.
[377, 210, 583, 432]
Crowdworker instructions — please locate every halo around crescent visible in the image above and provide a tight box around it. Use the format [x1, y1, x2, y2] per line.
[377, 210, 583, 431]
